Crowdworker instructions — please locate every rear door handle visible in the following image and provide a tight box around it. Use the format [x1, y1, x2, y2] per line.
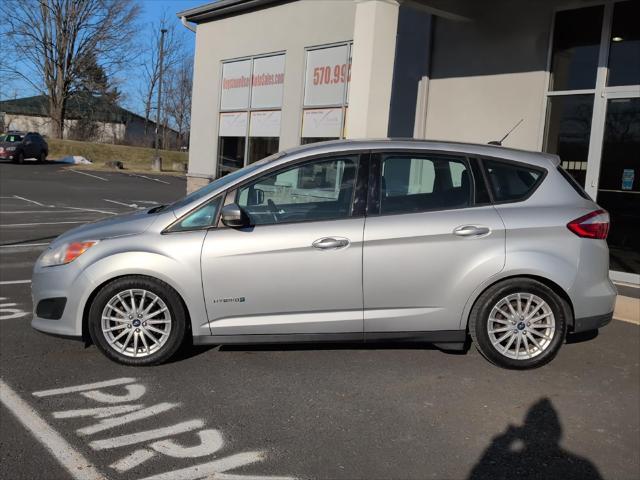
[453, 225, 491, 237]
[312, 237, 350, 250]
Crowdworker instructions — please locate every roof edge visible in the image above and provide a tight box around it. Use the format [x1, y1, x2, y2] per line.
[177, 0, 293, 24]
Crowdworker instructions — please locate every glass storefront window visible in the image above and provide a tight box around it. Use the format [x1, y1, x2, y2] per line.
[549, 5, 603, 91]
[543, 95, 595, 186]
[218, 137, 246, 177]
[596, 97, 640, 274]
[607, 0, 640, 87]
[248, 137, 279, 165]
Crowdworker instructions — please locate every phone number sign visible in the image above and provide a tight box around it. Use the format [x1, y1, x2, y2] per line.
[304, 44, 351, 107]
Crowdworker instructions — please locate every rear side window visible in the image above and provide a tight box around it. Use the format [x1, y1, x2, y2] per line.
[557, 166, 592, 200]
[483, 159, 545, 202]
[380, 154, 471, 214]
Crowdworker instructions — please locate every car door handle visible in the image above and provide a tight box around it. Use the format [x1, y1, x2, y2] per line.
[312, 237, 350, 250]
[453, 225, 491, 237]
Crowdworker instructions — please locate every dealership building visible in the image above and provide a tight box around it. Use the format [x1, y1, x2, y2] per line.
[178, 0, 639, 283]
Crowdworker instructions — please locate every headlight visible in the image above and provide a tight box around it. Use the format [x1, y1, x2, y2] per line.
[40, 240, 99, 267]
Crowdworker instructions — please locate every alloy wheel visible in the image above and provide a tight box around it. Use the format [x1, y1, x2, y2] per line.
[487, 292, 556, 360]
[101, 289, 172, 358]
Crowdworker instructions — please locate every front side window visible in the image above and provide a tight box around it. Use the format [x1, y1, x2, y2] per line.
[380, 155, 471, 214]
[167, 196, 222, 232]
[237, 155, 359, 225]
[483, 159, 544, 202]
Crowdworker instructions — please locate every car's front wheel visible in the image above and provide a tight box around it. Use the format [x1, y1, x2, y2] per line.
[469, 278, 568, 369]
[88, 276, 187, 366]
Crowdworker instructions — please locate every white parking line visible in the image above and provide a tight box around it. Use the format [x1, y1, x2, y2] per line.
[0, 242, 50, 248]
[63, 206, 117, 215]
[0, 280, 31, 285]
[69, 169, 108, 181]
[2, 221, 86, 227]
[128, 173, 170, 185]
[104, 199, 139, 209]
[0, 379, 106, 480]
[12, 195, 53, 207]
[0, 210, 80, 214]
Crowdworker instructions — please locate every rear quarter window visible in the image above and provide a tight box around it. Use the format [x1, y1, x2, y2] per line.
[557, 166, 592, 200]
[482, 159, 545, 203]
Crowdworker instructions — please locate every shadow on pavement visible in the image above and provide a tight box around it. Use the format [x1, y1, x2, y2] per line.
[468, 398, 603, 480]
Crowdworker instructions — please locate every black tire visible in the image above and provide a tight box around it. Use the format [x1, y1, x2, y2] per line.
[469, 278, 569, 369]
[38, 151, 47, 163]
[16, 152, 25, 164]
[88, 275, 187, 366]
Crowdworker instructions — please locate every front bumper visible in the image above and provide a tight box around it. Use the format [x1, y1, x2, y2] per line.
[31, 264, 90, 338]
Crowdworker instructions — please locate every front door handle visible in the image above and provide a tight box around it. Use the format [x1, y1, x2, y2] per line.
[312, 237, 350, 250]
[453, 225, 491, 237]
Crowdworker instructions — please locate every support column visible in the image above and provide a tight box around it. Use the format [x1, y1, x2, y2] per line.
[347, 0, 400, 139]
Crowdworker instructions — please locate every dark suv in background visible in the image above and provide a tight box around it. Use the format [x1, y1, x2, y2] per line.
[0, 131, 48, 163]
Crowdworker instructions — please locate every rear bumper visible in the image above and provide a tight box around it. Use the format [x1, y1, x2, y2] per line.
[573, 311, 613, 333]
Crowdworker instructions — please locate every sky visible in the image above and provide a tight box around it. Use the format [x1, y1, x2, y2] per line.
[1, 0, 208, 116]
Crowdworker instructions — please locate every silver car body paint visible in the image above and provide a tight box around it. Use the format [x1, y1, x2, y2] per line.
[31, 139, 617, 341]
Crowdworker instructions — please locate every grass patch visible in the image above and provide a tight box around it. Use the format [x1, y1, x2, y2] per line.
[48, 138, 188, 174]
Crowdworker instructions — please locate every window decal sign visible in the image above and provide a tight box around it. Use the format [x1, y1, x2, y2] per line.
[220, 60, 252, 110]
[622, 169, 634, 190]
[251, 55, 285, 109]
[304, 45, 351, 107]
[301, 108, 343, 138]
[219, 112, 248, 137]
[250, 111, 281, 138]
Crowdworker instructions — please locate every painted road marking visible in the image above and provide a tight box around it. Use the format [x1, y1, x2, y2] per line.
[78, 402, 178, 436]
[0, 379, 106, 480]
[12, 195, 53, 207]
[128, 173, 171, 185]
[89, 420, 205, 450]
[1, 221, 87, 227]
[104, 198, 139, 209]
[0, 242, 50, 248]
[0, 210, 90, 214]
[33, 377, 136, 397]
[63, 206, 118, 215]
[31, 377, 296, 479]
[0, 297, 29, 320]
[0, 280, 31, 285]
[69, 169, 108, 181]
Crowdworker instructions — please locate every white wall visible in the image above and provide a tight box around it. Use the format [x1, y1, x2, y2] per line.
[188, 0, 357, 180]
[423, 0, 554, 151]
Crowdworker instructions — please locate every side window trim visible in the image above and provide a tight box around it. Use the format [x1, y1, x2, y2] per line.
[373, 151, 474, 217]
[470, 157, 495, 204]
[223, 152, 366, 228]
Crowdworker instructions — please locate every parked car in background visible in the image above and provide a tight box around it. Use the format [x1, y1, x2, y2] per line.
[0, 131, 48, 163]
[30, 139, 616, 369]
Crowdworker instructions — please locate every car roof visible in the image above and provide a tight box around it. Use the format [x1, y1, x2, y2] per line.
[279, 138, 560, 168]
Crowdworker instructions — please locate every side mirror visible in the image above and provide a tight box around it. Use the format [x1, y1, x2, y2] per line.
[221, 203, 251, 228]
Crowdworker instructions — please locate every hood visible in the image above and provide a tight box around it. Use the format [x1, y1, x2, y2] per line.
[51, 209, 164, 246]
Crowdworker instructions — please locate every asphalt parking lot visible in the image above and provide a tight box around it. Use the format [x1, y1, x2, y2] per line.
[0, 161, 639, 480]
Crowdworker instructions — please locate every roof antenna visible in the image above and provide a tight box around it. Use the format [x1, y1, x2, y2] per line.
[488, 118, 524, 146]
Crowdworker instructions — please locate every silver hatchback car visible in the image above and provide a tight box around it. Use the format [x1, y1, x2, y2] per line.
[31, 140, 616, 369]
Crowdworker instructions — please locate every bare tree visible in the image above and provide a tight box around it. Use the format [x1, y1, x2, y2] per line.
[138, 13, 185, 137]
[0, 0, 140, 138]
[164, 57, 193, 150]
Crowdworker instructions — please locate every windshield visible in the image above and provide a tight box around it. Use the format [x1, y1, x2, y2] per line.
[165, 151, 287, 212]
[2, 134, 23, 142]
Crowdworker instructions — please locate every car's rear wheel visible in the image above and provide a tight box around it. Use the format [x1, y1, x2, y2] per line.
[469, 278, 568, 369]
[16, 152, 24, 164]
[88, 276, 187, 366]
[38, 151, 46, 163]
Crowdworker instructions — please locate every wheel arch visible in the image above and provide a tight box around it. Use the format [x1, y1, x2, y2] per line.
[461, 274, 575, 332]
[81, 273, 194, 344]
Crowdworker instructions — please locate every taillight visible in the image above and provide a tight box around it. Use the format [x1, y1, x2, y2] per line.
[567, 209, 610, 239]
